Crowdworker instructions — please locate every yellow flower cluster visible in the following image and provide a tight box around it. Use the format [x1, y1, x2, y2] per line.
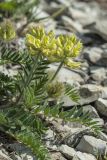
[0, 20, 16, 42]
[26, 26, 83, 68]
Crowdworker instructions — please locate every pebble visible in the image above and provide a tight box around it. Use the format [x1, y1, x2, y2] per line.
[76, 135, 107, 156]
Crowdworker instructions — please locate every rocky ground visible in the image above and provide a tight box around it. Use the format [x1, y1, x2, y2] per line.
[1, 0, 107, 159]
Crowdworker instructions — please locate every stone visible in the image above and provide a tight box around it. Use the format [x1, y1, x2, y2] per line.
[104, 122, 107, 133]
[63, 128, 93, 148]
[55, 29, 72, 36]
[62, 84, 103, 107]
[84, 47, 102, 64]
[79, 84, 102, 105]
[59, 145, 76, 159]
[82, 105, 99, 118]
[101, 43, 107, 50]
[73, 152, 97, 160]
[46, 143, 58, 151]
[59, 145, 97, 160]
[22, 154, 34, 160]
[102, 78, 107, 86]
[0, 150, 12, 160]
[81, 61, 89, 74]
[101, 87, 107, 99]
[10, 153, 22, 160]
[17, 38, 26, 50]
[89, 19, 107, 41]
[61, 95, 78, 107]
[8, 142, 37, 160]
[76, 135, 107, 156]
[50, 152, 67, 160]
[62, 16, 83, 33]
[92, 118, 104, 126]
[98, 132, 107, 142]
[68, 1, 100, 26]
[95, 98, 107, 117]
[72, 69, 89, 83]
[90, 67, 106, 82]
[43, 129, 55, 141]
[84, 47, 107, 67]
[0, 66, 18, 77]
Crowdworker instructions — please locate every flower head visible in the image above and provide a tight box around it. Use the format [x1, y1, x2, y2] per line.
[0, 20, 16, 42]
[26, 26, 56, 55]
[46, 81, 64, 99]
[26, 26, 83, 68]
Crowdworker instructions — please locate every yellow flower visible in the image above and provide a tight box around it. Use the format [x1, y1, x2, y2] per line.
[26, 26, 56, 56]
[65, 59, 81, 68]
[56, 34, 82, 58]
[28, 26, 45, 40]
[26, 26, 83, 69]
[0, 20, 16, 42]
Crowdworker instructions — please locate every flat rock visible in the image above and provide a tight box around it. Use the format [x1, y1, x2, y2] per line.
[84, 47, 107, 67]
[7, 142, 37, 160]
[98, 132, 107, 142]
[79, 84, 102, 105]
[82, 105, 99, 118]
[0, 151, 12, 160]
[84, 47, 102, 64]
[59, 145, 76, 159]
[50, 152, 67, 160]
[95, 98, 107, 117]
[62, 16, 83, 33]
[76, 135, 107, 156]
[68, 2, 100, 26]
[73, 152, 97, 160]
[90, 67, 106, 82]
[102, 78, 107, 86]
[62, 84, 103, 107]
[101, 87, 107, 99]
[89, 19, 107, 41]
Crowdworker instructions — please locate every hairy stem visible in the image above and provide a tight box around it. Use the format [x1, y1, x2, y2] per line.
[51, 60, 64, 81]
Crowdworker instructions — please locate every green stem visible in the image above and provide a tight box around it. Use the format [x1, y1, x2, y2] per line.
[51, 60, 64, 82]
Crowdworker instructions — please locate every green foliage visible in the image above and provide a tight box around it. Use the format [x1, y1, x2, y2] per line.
[0, 112, 7, 125]
[0, 1, 16, 13]
[0, 72, 16, 104]
[0, 108, 49, 160]
[0, 44, 31, 65]
[0, 0, 40, 16]
[16, 131, 49, 160]
[65, 83, 80, 103]
[9, 0, 40, 24]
